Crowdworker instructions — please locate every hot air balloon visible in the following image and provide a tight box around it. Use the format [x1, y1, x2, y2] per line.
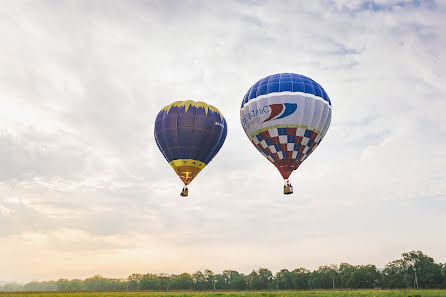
[240, 73, 332, 195]
[155, 100, 227, 197]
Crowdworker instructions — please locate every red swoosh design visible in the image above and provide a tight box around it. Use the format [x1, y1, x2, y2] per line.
[262, 104, 283, 123]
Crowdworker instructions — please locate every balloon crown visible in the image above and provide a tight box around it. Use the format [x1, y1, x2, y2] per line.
[162, 100, 224, 119]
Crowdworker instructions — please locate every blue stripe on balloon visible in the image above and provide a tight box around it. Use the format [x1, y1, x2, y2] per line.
[241, 73, 331, 108]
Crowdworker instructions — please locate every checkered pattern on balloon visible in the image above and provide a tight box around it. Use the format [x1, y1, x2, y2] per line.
[251, 127, 323, 179]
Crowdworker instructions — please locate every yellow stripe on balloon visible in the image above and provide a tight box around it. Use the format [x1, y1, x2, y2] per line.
[169, 159, 207, 185]
[169, 159, 207, 169]
[162, 100, 224, 118]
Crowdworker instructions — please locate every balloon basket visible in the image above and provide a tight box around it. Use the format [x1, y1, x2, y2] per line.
[180, 186, 189, 197]
[284, 186, 293, 195]
[283, 180, 293, 195]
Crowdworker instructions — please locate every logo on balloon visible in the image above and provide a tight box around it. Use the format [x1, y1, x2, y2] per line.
[215, 121, 225, 128]
[262, 103, 297, 123]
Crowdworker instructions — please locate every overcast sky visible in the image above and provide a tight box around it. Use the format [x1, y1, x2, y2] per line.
[1, 0, 445, 283]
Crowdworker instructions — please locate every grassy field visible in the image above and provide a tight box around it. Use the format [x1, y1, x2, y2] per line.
[1, 290, 445, 297]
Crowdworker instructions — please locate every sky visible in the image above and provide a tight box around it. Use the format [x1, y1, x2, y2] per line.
[0, 0, 445, 283]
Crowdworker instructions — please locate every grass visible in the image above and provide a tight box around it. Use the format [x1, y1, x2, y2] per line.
[0, 290, 445, 297]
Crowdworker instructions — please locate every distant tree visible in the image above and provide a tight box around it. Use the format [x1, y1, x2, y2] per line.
[83, 275, 106, 291]
[192, 271, 206, 290]
[43, 280, 58, 291]
[275, 269, 293, 290]
[126, 274, 143, 290]
[6, 250, 446, 292]
[402, 250, 444, 289]
[138, 274, 160, 290]
[246, 270, 258, 289]
[221, 270, 232, 289]
[223, 270, 246, 290]
[158, 273, 170, 290]
[382, 251, 443, 289]
[203, 269, 215, 290]
[110, 278, 127, 290]
[214, 273, 227, 290]
[339, 263, 356, 289]
[291, 268, 311, 289]
[442, 264, 446, 288]
[1, 283, 24, 291]
[23, 281, 57, 291]
[246, 268, 272, 290]
[347, 265, 380, 288]
[258, 268, 273, 289]
[67, 279, 84, 291]
[312, 265, 338, 289]
[382, 259, 410, 288]
[170, 273, 193, 290]
[56, 279, 70, 291]
[23, 282, 40, 291]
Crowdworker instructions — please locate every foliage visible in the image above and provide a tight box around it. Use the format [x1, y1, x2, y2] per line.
[382, 251, 444, 289]
[2, 290, 446, 297]
[1, 250, 445, 292]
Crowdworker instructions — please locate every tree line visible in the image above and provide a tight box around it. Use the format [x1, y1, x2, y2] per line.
[2, 251, 446, 291]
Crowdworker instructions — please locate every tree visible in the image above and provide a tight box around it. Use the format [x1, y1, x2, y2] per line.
[109, 278, 127, 290]
[246, 270, 259, 289]
[225, 270, 247, 290]
[1, 283, 24, 291]
[138, 274, 161, 290]
[258, 268, 273, 289]
[214, 273, 227, 290]
[442, 264, 446, 288]
[382, 259, 410, 288]
[192, 271, 206, 290]
[126, 274, 143, 290]
[203, 269, 215, 290]
[347, 265, 380, 289]
[67, 279, 84, 291]
[246, 268, 272, 290]
[56, 279, 70, 291]
[291, 268, 311, 289]
[23, 281, 57, 291]
[339, 263, 356, 289]
[158, 273, 170, 290]
[170, 273, 193, 290]
[312, 265, 339, 289]
[83, 275, 107, 291]
[5, 250, 445, 292]
[275, 269, 293, 290]
[382, 251, 443, 289]
[402, 250, 443, 289]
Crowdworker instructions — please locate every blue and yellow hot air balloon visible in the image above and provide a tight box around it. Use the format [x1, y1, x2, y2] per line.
[154, 100, 227, 196]
[240, 73, 332, 195]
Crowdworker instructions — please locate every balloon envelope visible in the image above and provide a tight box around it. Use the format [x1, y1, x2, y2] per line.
[155, 100, 227, 185]
[240, 73, 332, 180]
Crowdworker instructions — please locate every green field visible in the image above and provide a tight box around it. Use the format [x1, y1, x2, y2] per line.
[1, 291, 446, 297]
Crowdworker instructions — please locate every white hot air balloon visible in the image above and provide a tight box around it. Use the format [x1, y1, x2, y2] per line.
[240, 73, 332, 194]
